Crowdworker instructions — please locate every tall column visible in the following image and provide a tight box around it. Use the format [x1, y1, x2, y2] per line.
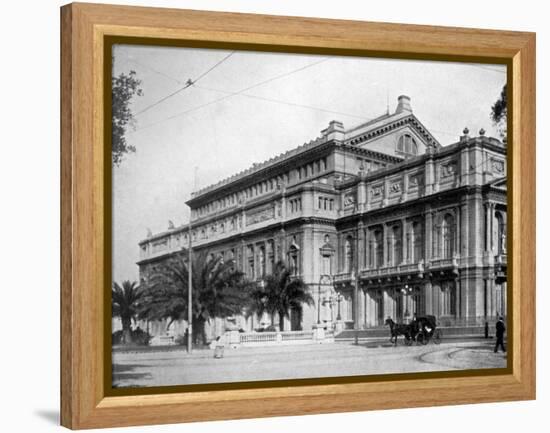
[365, 182, 371, 212]
[241, 207, 246, 233]
[279, 228, 286, 262]
[382, 177, 389, 207]
[302, 225, 314, 283]
[357, 222, 365, 271]
[357, 287, 366, 329]
[484, 202, 491, 251]
[424, 280, 433, 315]
[382, 224, 388, 266]
[460, 201, 469, 259]
[281, 190, 286, 221]
[489, 202, 495, 253]
[425, 150, 435, 195]
[401, 218, 407, 264]
[401, 172, 409, 202]
[425, 209, 433, 262]
[357, 178, 367, 213]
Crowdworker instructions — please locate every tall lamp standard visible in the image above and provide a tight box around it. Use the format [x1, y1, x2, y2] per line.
[317, 275, 332, 326]
[401, 284, 413, 323]
[336, 292, 344, 321]
[187, 221, 193, 353]
[317, 280, 322, 325]
[187, 167, 198, 354]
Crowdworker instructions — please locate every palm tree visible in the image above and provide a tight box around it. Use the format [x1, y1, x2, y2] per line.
[250, 261, 314, 331]
[112, 280, 144, 344]
[140, 249, 252, 345]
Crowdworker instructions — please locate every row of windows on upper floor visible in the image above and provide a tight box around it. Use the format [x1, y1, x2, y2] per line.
[340, 209, 506, 273]
[202, 239, 299, 280]
[194, 157, 328, 218]
[340, 217, 452, 273]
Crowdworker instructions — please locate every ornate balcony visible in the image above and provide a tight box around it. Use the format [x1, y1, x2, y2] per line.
[360, 261, 424, 280]
[333, 272, 353, 283]
[428, 255, 459, 275]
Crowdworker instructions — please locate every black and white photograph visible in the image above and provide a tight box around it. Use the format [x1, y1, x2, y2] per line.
[110, 44, 508, 389]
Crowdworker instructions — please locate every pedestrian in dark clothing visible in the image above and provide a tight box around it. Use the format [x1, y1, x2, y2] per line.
[494, 317, 506, 353]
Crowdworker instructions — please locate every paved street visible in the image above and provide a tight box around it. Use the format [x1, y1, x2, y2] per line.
[112, 339, 507, 388]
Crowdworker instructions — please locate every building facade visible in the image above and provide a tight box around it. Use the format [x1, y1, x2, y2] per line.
[137, 96, 507, 335]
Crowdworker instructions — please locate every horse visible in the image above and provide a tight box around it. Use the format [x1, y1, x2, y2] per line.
[385, 317, 413, 345]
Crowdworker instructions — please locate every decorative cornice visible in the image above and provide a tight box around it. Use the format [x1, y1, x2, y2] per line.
[188, 138, 332, 203]
[346, 114, 442, 149]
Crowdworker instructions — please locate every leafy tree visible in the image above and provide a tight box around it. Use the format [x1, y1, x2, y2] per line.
[140, 250, 252, 345]
[249, 261, 314, 331]
[112, 280, 145, 344]
[112, 70, 143, 166]
[491, 84, 507, 139]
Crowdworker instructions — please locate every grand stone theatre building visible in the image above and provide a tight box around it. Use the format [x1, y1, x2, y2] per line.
[137, 96, 507, 334]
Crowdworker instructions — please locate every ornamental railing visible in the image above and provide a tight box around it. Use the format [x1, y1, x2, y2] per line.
[237, 329, 332, 346]
[360, 261, 424, 278]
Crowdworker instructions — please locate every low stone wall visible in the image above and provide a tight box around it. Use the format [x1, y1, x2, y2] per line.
[213, 328, 334, 348]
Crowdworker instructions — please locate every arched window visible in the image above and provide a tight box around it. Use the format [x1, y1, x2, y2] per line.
[411, 221, 423, 262]
[441, 281, 457, 316]
[258, 245, 266, 277]
[288, 245, 299, 276]
[267, 240, 275, 274]
[442, 214, 455, 259]
[375, 230, 384, 268]
[392, 225, 402, 265]
[247, 246, 255, 279]
[396, 134, 418, 158]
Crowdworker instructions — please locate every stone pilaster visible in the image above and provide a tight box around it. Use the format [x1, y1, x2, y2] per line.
[357, 286, 365, 329]
[401, 172, 409, 202]
[425, 208, 433, 261]
[424, 280, 433, 315]
[357, 177, 367, 213]
[425, 151, 435, 195]
[382, 224, 388, 267]
[401, 218, 407, 264]
[357, 222, 365, 270]
[460, 200, 469, 261]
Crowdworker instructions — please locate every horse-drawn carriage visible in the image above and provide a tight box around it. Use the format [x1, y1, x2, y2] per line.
[412, 315, 441, 345]
[385, 315, 441, 346]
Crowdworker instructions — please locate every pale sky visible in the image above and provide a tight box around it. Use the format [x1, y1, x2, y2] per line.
[112, 44, 506, 283]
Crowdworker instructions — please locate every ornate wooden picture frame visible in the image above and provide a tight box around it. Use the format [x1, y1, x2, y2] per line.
[61, 2, 535, 429]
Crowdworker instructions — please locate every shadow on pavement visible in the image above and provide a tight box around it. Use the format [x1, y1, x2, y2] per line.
[34, 409, 59, 425]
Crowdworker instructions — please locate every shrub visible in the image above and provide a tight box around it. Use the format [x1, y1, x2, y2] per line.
[111, 328, 152, 346]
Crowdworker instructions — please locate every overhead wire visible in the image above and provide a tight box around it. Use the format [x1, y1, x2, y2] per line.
[130, 57, 331, 134]
[133, 51, 236, 117]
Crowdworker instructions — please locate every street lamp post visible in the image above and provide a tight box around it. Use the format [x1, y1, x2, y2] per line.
[336, 293, 343, 321]
[187, 223, 193, 353]
[401, 284, 413, 323]
[317, 282, 322, 325]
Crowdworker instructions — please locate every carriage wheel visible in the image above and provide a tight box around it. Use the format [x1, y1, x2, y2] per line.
[434, 330, 441, 345]
[405, 338, 413, 346]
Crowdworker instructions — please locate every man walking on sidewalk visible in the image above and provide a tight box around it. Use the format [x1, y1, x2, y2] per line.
[494, 317, 506, 353]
